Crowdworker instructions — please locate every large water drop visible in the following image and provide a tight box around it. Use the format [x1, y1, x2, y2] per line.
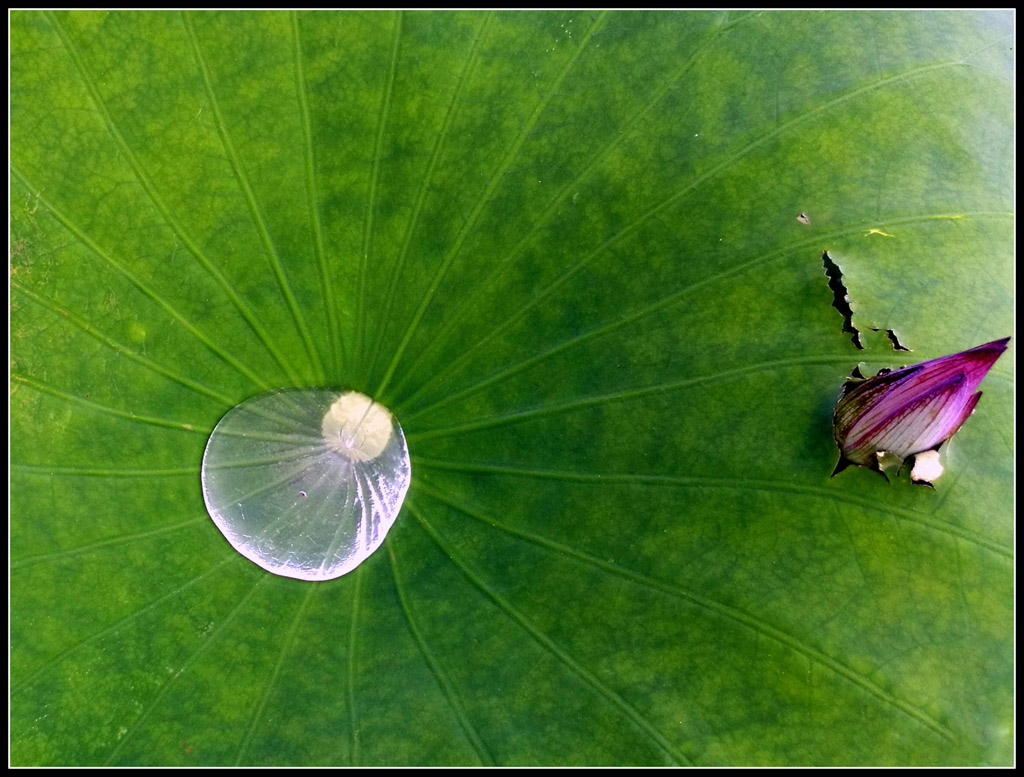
[201, 389, 410, 581]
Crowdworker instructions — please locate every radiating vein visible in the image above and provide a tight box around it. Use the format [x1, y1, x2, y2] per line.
[12, 372, 209, 433]
[413, 458, 1011, 558]
[376, 10, 609, 397]
[957, 30, 1015, 82]
[12, 556, 239, 695]
[293, 11, 345, 378]
[13, 280, 236, 406]
[391, 11, 758, 405]
[12, 463, 199, 478]
[10, 165, 268, 389]
[366, 12, 494, 387]
[347, 565, 364, 766]
[407, 354, 856, 439]
[182, 10, 324, 384]
[408, 62, 972, 403]
[356, 11, 403, 376]
[402, 211, 1011, 419]
[387, 535, 494, 765]
[42, 11, 301, 386]
[235, 586, 315, 765]
[408, 499, 689, 765]
[103, 576, 270, 765]
[11, 517, 206, 569]
[414, 481, 957, 741]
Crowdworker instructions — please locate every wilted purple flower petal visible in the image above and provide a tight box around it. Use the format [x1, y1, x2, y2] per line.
[832, 337, 1010, 480]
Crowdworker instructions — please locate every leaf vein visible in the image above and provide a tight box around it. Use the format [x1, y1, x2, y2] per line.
[403, 212, 1011, 417]
[409, 498, 691, 765]
[293, 11, 345, 378]
[387, 534, 495, 765]
[413, 458, 1011, 558]
[42, 11, 302, 386]
[355, 10, 404, 375]
[10, 165, 269, 389]
[103, 577, 270, 765]
[367, 12, 495, 389]
[376, 10, 610, 396]
[182, 11, 325, 383]
[392, 11, 760, 405]
[11, 517, 206, 569]
[416, 480, 956, 741]
[235, 587, 316, 765]
[13, 281, 235, 406]
[11, 556, 238, 695]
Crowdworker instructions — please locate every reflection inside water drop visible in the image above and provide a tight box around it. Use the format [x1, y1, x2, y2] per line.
[201, 389, 411, 581]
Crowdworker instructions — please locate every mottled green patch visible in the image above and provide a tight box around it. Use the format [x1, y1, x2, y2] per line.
[11, 9, 1012, 767]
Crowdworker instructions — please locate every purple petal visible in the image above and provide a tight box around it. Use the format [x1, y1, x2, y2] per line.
[833, 337, 1009, 470]
[845, 374, 969, 461]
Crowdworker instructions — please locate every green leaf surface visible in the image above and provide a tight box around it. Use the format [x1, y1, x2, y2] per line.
[11, 10, 1013, 766]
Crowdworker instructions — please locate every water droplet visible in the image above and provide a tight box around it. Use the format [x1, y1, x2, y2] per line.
[201, 389, 411, 581]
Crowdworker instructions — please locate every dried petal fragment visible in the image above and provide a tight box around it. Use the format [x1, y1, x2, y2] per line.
[910, 450, 944, 486]
[832, 337, 1009, 480]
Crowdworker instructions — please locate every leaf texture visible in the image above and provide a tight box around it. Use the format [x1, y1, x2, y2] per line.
[11, 10, 1013, 766]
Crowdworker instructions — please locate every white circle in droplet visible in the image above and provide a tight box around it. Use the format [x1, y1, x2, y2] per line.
[201, 389, 411, 581]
